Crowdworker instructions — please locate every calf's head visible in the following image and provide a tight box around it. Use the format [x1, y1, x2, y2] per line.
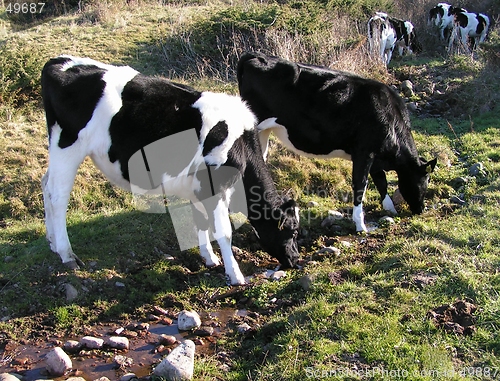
[257, 199, 300, 269]
[398, 158, 437, 214]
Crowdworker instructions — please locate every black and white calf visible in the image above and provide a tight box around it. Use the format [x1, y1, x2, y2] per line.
[237, 52, 437, 232]
[41, 55, 300, 285]
[368, 12, 421, 65]
[428, 3, 455, 41]
[449, 8, 490, 52]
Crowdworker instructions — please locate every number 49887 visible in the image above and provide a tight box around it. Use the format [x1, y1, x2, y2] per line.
[6, 2, 46, 14]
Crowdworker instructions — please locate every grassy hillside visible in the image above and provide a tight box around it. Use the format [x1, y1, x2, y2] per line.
[1, 0, 500, 380]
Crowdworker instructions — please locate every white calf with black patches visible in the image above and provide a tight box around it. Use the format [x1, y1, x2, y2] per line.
[368, 12, 420, 66]
[237, 52, 437, 233]
[448, 8, 490, 53]
[428, 3, 456, 41]
[41, 55, 300, 285]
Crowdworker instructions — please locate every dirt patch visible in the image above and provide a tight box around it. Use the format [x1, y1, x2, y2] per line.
[427, 299, 477, 335]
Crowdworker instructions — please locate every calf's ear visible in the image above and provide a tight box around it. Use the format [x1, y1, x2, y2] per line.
[422, 157, 437, 174]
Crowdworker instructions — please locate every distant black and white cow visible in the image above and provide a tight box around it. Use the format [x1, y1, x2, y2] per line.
[237, 52, 437, 232]
[41, 55, 300, 285]
[428, 3, 456, 41]
[368, 12, 421, 65]
[449, 8, 490, 52]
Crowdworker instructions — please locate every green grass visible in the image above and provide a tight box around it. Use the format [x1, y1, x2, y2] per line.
[1, 1, 500, 380]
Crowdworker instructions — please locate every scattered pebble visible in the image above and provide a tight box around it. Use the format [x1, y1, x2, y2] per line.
[469, 162, 484, 176]
[450, 196, 466, 206]
[237, 323, 252, 334]
[114, 354, 133, 368]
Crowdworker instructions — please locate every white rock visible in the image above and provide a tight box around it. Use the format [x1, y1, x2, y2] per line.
[80, 336, 104, 349]
[153, 340, 195, 380]
[177, 310, 201, 331]
[328, 210, 344, 219]
[106, 336, 129, 350]
[120, 373, 137, 381]
[307, 201, 319, 207]
[45, 347, 72, 376]
[270, 270, 287, 280]
[93, 377, 111, 381]
[66, 377, 86, 381]
[315, 246, 341, 256]
[340, 240, 352, 248]
[379, 216, 395, 225]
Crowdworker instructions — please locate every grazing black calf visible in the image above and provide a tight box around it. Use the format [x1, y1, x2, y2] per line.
[237, 52, 436, 232]
[41, 55, 300, 285]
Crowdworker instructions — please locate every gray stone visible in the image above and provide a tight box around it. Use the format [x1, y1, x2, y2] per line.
[153, 340, 195, 380]
[64, 283, 78, 301]
[237, 323, 252, 334]
[80, 336, 104, 349]
[469, 162, 485, 176]
[63, 340, 82, 353]
[177, 310, 202, 331]
[298, 274, 317, 291]
[450, 196, 466, 206]
[119, 373, 137, 381]
[406, 102, 418, 112]
[45, 347, 72, 377]
[392, 188, 405, 206]
[401, 80, 414, 97]
[106, 336, 129, 350]
[307, 201, 319, 207]
[93, 377, 111, 381]
[0, 374, 22, 381]
[315, 246, 341, 256]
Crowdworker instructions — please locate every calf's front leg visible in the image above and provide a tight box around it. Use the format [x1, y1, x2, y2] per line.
[42, 142, 86, 268]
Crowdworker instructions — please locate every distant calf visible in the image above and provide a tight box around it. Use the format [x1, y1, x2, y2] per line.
[41, 55, 300, 285]
[428, 3, 455, 41]
[449, 8, 490, 52]
[368, 12, 420, 65]
[237, 52, 436, 232]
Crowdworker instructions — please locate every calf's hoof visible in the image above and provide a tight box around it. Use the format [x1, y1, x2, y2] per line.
[64, 260, 80, 270]
[64, 256, 85, 270]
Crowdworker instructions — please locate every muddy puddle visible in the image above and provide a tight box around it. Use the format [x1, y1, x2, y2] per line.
[0, 309, 248, 380]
